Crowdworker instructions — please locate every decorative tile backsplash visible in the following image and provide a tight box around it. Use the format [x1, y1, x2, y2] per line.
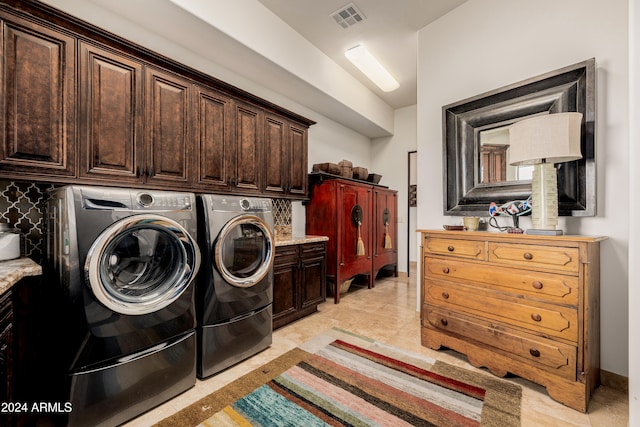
[272, 198, 292, 236]
[0, 180, 57, 263]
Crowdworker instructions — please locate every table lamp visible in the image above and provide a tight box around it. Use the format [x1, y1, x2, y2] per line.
[508, 112, 583, 235]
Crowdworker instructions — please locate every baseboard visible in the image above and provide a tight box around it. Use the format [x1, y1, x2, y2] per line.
[601, 369, 628, 393]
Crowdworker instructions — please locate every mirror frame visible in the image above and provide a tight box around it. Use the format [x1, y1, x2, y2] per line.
[442, 58, 596, 216]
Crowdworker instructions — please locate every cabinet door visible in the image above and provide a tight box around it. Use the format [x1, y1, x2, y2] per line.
[194, 85, 233, 191]
[145, 67, 191, 186]
[0, 15, 75, 177]
[79, 42, 143, 182]
[264, 113, 287, 195]
[264, 114, 308, 198]
[273, 248, 299, 329]
[338, 184, 372, 274]
[300, 248, 326, 309]
[373, 188, 398, 273]
[233, 101, 263, 193]
[288, 123, 308, 197]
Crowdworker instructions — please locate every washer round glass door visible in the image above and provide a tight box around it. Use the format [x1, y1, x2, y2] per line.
[85, 214, 201, 315]
[214, 215, 274, 288]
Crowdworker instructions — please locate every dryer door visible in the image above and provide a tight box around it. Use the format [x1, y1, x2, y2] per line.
[214, 215, 274, 288]
[85, 214, 201, 315]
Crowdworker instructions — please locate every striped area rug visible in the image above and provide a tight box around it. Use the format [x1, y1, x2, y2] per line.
[156, 330, 521, 427]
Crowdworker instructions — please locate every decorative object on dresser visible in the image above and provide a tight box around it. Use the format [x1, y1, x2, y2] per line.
[273, 240, 327, 329]
[508, 112, 584, 235]
[419, 230, 605, 412]
[306, 173, 398, 303]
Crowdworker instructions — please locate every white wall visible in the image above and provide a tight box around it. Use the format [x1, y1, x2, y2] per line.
[417, 0, 629, 378]
[628, 0, 639, 423]
[370, 105, 418, 273]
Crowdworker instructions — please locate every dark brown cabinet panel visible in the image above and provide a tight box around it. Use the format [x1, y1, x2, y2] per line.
[194, 85, 234, 190]
[273, 242, 326, 329]
[233, 101, 263, 193]
[288, 123, 308, 197]
[79, 42, 143, 182]
[145, 67, 191, 186]
[264, 114, 287, 194]
[0, 13, 75, 177]
[273, 245, 298, 328]
[264, 113, 308, 198]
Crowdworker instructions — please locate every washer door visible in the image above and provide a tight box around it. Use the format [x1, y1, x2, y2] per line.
[214, 215, 274, 288]
[85, 214, 200, 315]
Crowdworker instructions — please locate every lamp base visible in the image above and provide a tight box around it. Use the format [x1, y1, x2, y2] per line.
[525, 229, 564, 236]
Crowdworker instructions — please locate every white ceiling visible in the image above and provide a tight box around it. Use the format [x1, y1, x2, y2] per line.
[256, 0, 467, 109]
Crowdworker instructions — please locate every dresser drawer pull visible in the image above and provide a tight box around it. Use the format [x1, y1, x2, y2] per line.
[442, 292, 450, 299]
[523, 252, 533, 260]
[529, 348, 541, 357]
[440, 318, 448, 326]
[531, 313, 542, 322]
[447, 246, 455, 252]
[532, 281, 544, 290]
[442, 267, 450, 274]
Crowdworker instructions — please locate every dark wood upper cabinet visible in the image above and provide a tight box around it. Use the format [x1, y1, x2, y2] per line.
[233, 101, 263, 193]
[0, 12, 75, 177]
[0, 1, 315, 198]
[79, 42, 143, 183]
[145, 67, 191, 186]
[264, 113, 309, 198]
[194, 85, 234, 191]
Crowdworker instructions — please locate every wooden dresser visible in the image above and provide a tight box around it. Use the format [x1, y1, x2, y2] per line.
[419, 230, 605, 412]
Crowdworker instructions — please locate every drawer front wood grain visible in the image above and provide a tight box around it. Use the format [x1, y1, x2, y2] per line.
[424, 237, 485, 260]
[425, 281, 578, 341]
[488, 242, 579, 273]
[424, 257, 578, 306]
[425, 307, 577, 379]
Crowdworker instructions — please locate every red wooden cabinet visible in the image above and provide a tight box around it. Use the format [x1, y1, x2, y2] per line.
[306, 174, 397, 303]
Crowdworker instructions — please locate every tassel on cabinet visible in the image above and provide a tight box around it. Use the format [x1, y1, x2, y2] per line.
[356, 221, 365, 255]
[384, 221, 392, 248]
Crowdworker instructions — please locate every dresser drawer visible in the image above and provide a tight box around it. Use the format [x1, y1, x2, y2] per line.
[488, 242, 579, 273]
[424, 256, 578, 306]
[423, 237, 485, 260]
[424, 280, 578, 342]
[424, 307, 577, 380]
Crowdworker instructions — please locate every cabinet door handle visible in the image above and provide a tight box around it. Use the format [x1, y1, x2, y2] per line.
[440, 318, 448, 326]
[532, 281, 543, 290]
[442, 267, 450, 274]
[147, 167, 154, 177]
[136, 167, 144, 178]
[529, 348, 541, 357]
[441, 292, 449, 299]
[523, 252, 533, 260]
[447, 246, 454, 252]
[531, 313, 542, 322]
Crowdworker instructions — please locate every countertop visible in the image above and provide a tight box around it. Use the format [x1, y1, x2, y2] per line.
[275, 235, 329, 247]
[0, 257, 42, 296]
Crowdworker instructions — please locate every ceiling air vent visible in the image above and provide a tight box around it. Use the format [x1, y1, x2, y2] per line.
[331, 3, 366, 29]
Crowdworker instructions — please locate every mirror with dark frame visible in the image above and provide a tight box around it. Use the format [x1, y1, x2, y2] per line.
[442, 58, 596, 217]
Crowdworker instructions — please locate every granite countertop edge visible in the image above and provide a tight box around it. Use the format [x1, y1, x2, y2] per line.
[275, 235, 329, 247]
[0, 258, 42, 296]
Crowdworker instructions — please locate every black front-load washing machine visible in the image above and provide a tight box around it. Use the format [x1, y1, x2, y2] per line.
[196, 194, 274, 378]
[44, 186, 201, 427]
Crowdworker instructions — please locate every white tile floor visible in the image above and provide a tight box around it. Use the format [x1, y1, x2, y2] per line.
[124, 270, 628, 427]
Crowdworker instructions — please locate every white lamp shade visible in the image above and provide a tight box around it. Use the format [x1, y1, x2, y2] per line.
[508, 112, 583, 166]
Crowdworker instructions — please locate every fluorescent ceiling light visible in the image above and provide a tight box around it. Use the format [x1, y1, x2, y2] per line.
[345, 45, 399, 92]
